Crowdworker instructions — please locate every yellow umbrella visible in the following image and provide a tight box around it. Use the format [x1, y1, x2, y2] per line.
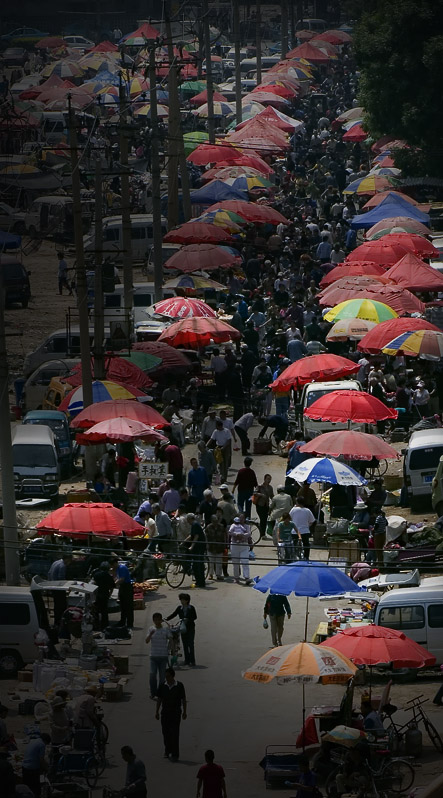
[324, 299, 398, 324]
[163, 275, 227, 291]
[242, 641, 356, 685]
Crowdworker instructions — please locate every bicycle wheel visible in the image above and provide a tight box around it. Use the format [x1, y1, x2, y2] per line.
[97, 720, 109, 746]
[85, 757, 99, 788]
[247, 520, 261, 547]
[378, 759, 415, 794]
[165, 560, 185, 588]
[203, 558, 209, 580]
[95, 749, 107, 776]
[325, 766, 340, 798]
[424, 718, 443, 753]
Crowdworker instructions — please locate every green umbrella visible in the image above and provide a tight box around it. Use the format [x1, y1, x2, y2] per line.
[180, 80, 207, 98]
[183, 131, 209, 155]
[122, 352, 162, 373]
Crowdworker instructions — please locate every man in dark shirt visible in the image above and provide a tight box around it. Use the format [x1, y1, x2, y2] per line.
[258, 414, 289, 444]
[93, 561, 115, 630]
[156, 667, 187, 761]
[263, 594, 292, 647]
[120, 745, 147, 798]
[197, 749, 227, 798]
[233, 457, 258, 518]
[186, 517, 207, 588]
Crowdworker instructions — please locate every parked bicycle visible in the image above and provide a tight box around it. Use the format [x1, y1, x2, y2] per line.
[165, 550, 210, 588]
[383, 695, 443, 754]
[326, 745, 415, 798]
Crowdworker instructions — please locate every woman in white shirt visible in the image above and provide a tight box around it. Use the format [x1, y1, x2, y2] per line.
[228, 515, 253, 584]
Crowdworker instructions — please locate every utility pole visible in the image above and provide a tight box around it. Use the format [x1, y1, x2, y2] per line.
[0, 269, 19, 584]
[203, 0, 215, 144]
[281, 0, 289, 58]
[255, 0, 262, 86]
[93, 160, 105, 381]
[68, 97, 94, 479]
[233, 0, 242, 125]
[119, 77, 133, 317]
[149, 43, 164, 302]
[166, 13, 180, 230]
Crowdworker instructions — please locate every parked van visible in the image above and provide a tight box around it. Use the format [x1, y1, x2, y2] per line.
[374, 577, 443, 665]
[103, 282, 175, 325]
[431, 455, 443, 516]
[22, 410, 73, 476]
[1, 255, 31, 308]
[83, 214, 168, 261]
[0, 587, 40, 675]
[298, 380, 363, 439]
[23, 328, 96, 377]
[20, 359, 80, 413]
[25, 196, 93, 239]
[40, 111, 67, 144]
[403, 429, 443, 505]
[12, 425, 60, 501]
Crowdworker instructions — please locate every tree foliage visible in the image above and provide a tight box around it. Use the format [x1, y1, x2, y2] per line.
[354, 0, 443, 177]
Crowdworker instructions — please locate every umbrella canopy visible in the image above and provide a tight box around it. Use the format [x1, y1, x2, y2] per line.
[70, 399, 168, 430]
[385, 253, 443, 291]
[362, 190, 422, 210]
[36, 503, 144, 539]
[366, 217, 431, 238]
[342, 123, 368, 143]
[321, 286, 424, 317]
[382, 329, 443, 361]
[299, 430, 399, 461]
[242, 641, 356, 685]
[76, 417, 167, 445]
[164, 222, 232, 245]
[194, 210, 245, 232]
[158, 316, 241, 348]
[194, 101, 235, 117]
[320, 625, 436, 668]
[147, 297, 217, 319]
[61, 356, 155, 391]
[253, 560, 364, 598]
[42, 60, 83, 79]
[223, 175, 273, 192]
[164, 243, 240, 273]
[242, 91, 290, 107]
[346, 239, 410, 266]
[163, 275, 226, 292]
[326, 318, 378, 342]
[335, 107, 363, 124]
[351, 196, 430, 231]
[304, 390, 398, 424]
[190, 180, 247, 205]
[343, 175, 393, 196]
[288, 457, 367, 486]
[201, 165, 267, 181]
[319, 262, 385, 287]
[182, 131, 209, 156]
[132, 341, 192, 377]
[36, 36, 65, 48]
[319, 277, 390, 296]
[270, 354, 359, 393]
[324, 299, 398, 324]
[59, 380, 145, 417]
[378, 233, 438, 258]
[358, 317, 440, 354]
[187, 142, 242, 166]
[206, 200, 288, 225]
[316, 29, 352, 44]
[134, 103, 169, 118]
[286, 42, 331, 63]
[323, 726, 367, 748]
[121, 22, 161, 46]
[189, 89, 228, 106]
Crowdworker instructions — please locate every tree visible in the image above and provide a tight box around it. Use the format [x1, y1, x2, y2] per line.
[354, 0, 443, 177]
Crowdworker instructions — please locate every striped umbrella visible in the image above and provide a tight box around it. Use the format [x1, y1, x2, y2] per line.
[323, 726, 368, 748]
[163, 275, 226, 291]
[366, 218, 431, 238]
[194, 101, 235, 117]
[60, 380, 145, 417]
[343, 174, 396, 196]
[326, 318, 378, 341]
[134, 103, 169, 118]
[382, 329, 443, 361]
[288, 457, 367, 487]
[324, 299, 398, 323]
[41, 60, 83, 79]
[147, 297, 217, 319]
[222, 175, 273, 191]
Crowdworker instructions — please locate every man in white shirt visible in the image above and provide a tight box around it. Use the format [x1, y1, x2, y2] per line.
[146, 612, 172, 699]
[290, 497, 315, 560]
[330, 243, 346, 265]
[201, 409, 217, 442]
[210, 421, 232, 482]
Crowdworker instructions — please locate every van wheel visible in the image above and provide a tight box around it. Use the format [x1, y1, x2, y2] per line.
[0, 649, 23, 677]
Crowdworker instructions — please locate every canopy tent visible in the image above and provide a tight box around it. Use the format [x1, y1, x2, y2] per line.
[351, 195, 430, 230]
[385, 252, 443, 292]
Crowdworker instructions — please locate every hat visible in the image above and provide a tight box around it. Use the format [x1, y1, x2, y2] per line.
[234, 517, 240, 523]
[277, 484, 285, 492]
[354, 503, 367, 511]
[220, 484, 229, 491]
[208, 407, 217, 414]
[51, 696, 66, 708]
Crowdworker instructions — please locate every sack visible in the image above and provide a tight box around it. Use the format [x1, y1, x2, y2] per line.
[327, 518, 349, 536]
[253, 437, 272, 455]
[263, 619, 269, 629]
[179, 620, 187, 634]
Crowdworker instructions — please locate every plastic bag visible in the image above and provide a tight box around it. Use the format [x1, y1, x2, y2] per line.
[263, 619, 269, 629]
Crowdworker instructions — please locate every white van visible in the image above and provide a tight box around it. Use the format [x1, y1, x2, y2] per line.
[12, 425, 60, 501]
[23, 327, 96, 377]
[374, 577, 443, 665]
[83, 214, 168, 261]
[103, 282, 174, 325]
[299, 380, 363, 439]
[0, 587, 40, 675]
[403, 429, 443, 503]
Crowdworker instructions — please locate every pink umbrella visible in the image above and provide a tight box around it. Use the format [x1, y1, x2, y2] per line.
[76, 417, 167, 445]
[150, 297, 217, 318]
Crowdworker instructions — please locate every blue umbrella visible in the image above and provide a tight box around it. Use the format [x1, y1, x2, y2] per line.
[288, 457, 367, 487]
[190, 180, 248, 205]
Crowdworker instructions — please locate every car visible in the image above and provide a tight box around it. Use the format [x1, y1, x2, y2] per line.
[0, 202, 26, 234]
[0, 27, 48, 45]
[2, 48, 28, 66]
[0, 255, 31, 308]
[63, 35, 95, 51]
[295, 18, 328, 33]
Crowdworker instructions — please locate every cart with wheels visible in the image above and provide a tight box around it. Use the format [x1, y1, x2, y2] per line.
[259, 744, 302, 789]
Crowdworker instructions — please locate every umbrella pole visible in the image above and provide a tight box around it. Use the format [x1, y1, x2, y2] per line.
[302, 681, 306, 753]
[304, 596, 309, 641]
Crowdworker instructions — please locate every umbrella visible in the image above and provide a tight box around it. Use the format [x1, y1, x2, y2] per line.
[324, 299, 398, 324]
[382, 329, 443, 361]
[76, 417, 167, 445]
[183, 131, 209, 156]
[189, 89, 228, 106]
[323, 726, 367, 748]
[299, 431, 399, 461]
[187, 143, 240, 166]
[158, 316, 241, 348]
[70, 399, 168, 430]
[358, 317, 440, 354]
[286, 42, 331, 63]
[162, 275, 226, 292]
[378, 233, 438, 258]
[206, 200, 288, 225]
[362, 190, 422, 210]
[242, 91, 290, 107]
[316, 29, 352, 44]
[36, 36, 66, 48]
[194, 101, 235, 117]
[59, 357, 155, 391]
[121, 22, 161, 46]
[216, 154, 275, 176]
[134, 103, 169, 118]
[319, 277, 390, 296]
[270, 354, 359, 393]
[295, 29, 315, 41]
[201, 165, 267, 181]
[164, 243, 240, 273]
[342, 123, 369, 143]
[195, 210, 246, 232]
[385, 253, 443, 292]
[366, 217, 431, 238]
[320, 285, 424, 317]
[319, 262, 386, 287]
[59, 380, 146, 417]
[132, 341, 192, 378]
[222, 175, 274, 191]
[287, 457, 367, 487]
[343, 175, 395, 196]
[147, 297, 217, 319]
[180, 80, 207, 96]
[242, 641, 356, 685]
[36, 503, 144, 539]
[326, 318, 378, 341]
[41, 60, 83, 79]
[320, 625, 436, 668]
[304, 390, 398, 424]
[190, 180, 247, 205]
[163, 222, 232, 245]
[346, 240, 410, 266]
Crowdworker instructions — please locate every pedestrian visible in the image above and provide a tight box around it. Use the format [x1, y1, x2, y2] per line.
[145, 612, 172, 699]
[196, 749, 227, 798]
[188, 457, 210, 503]
[285, 754, 318, 797]
[210, 347, 227, 400]
[209, 420, 232, 483]
[22, 733, 50, 796]
[150, 504, 173, 552]
[205, 514, 226, 581]
[197, 440, 217, 484]
[233, 457, 258, 517]
[120, 746, 147, 798]
[267, 485, 293, 538]
[155, 667, 187, 761]
[110, 555, 134, 628]
[48, 553, 72, 623]
[277, 512, 299, 563]
[198, 489, 218, 526]
[289, 497, 315, 561]
[57, 253, 72, 295]
[373, 508, 388, 568]
[228, 515, 253, 585]
[254, 474, 274, 538]
[166, 593, 197, 666]
[92, 561, 115, 630]
[263, 593, 292, 647]
[233, 411, 255, 456]
[185, 515, 207, 588]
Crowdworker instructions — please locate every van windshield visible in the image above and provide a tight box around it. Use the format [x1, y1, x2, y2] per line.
[25, 419, 66, 440]
[409, 446, 443, 471]
[13, 444, 57, 468]
[305, 387, 357, 408]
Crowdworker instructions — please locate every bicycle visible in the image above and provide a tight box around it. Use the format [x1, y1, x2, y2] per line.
[383, 695, 443, 754]
[326, 748, 415, 798]
[366, 459, 389, 481]
[245, 518, 261, 546]
[277, 538, 304, 565]
[165, 551, 210, 589]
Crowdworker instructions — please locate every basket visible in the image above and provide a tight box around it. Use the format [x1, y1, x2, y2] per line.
[253, 438, 272, 455]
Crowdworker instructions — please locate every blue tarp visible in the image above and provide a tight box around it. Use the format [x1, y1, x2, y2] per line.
[351, 194, 430, 229]
[0, 230, 21, 250]
[190, 180, 247, 205]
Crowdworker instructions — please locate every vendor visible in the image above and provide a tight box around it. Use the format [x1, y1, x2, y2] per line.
[360, 698, 384, 733]
[366, 478, 387, 515]
[350, 503, 371, 529]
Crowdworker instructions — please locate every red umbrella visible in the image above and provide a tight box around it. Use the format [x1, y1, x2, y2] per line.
[378, 233, 438, 259]
[270, 354, 359, 393]
[189, 90, 228, 106]
[150, 297, 217, 318]
[61, 357, 153, 391]
[252, 84, 295, 99]
[206, 200, 288, 225]
[319, 277, 391, 298]
[304, 390, 398, 424]
[318, 283, 425, 316]
[227, 119, 289, 147]
[342, 123, 368, 142]
[76, 417, 167, 445]
[295, 29, 315, 40]
[187, 143, 242, 166]
[320, 262, 386, 288]
[300, 430, 399, 461]
[158, 316, 241, 348]
[385, 252, 443, 292]
[346, 240, 410, 266]
[36, 503, 144, 539]
[70, 399, 169, 430]
[314, 30, 352, 44]
[358, 317, 440, 353]
[286, 42, 331, 63]
[320, 625, 435, 668]
[164, 243, 240, 272]
[215, 154, 274, 176]
[163, 222, 232, 244]
[87, 41, 119, 52]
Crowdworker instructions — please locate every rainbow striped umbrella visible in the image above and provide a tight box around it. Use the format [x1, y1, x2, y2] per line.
[324, 299, 398, 324]
[134, 103, 169, 118]
[41, 60, 83, 79]
[222, 175, 273, 191]
[382, 329, 443, 361]
[343, 174, 396, 196]
[194, 101, 235, 117]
